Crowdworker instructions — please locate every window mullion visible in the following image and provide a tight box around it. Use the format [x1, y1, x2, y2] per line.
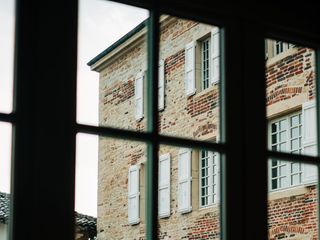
[220, 23, 247, 240]
[11, 1, 78, 240]
[146, 8, 160, 240]
[242, 26, 268, 240]
[221, 24, 268, 240]
[315, 49, 320, 240]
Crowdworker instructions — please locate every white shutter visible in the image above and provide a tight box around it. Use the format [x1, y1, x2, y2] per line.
[135, 72, 144, 120]
[302, 100, 317, 184]
[159, 153, 170, 218]
[128, 165, 140, 224]
[211, 27, 220, 85]
[184, 42, 196, 96]
[158, 59, 165, 110]
[178, 148, 192, 213]
[211, 152, 220, 203]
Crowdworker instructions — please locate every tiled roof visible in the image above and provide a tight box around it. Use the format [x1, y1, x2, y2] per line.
[0, 192, 97, 238]
[0, 192, 9, 224]
[75, 212, 97, 238]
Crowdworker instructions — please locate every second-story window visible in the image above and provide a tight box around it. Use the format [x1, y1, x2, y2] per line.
[201, 38, 210, 90]
[274, 40, 285, 55]
[200, 150, 219, 207]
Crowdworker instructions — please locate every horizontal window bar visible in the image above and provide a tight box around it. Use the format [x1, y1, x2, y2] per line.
[0, 112, 15, 123]
[267, 150, 320, 164]
[76, 123, 226, 152]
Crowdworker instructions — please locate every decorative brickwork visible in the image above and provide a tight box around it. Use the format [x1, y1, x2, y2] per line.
[268, 186, 317, 240]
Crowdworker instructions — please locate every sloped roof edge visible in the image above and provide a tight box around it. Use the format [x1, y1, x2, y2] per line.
[87, 19, 147, 67]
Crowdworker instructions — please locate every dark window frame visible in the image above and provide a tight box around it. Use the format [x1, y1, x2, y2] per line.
[1, 1, 318, 240]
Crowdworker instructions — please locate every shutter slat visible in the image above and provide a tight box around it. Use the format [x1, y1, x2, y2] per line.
[211, 28, 220, 84]
[185, 42, 196, 95]
[213, 152, 220, 203]
[135, 72, 144, 120]
[178, 148, 192, 213]
[128, 165, 140, 224]
[158, 59, 165, 110]
[159, 153, 171, 217]
[302, 100, 317, 184]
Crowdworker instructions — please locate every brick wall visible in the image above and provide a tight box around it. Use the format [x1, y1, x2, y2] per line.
[268, 186, 317, 240]
[96, 16, 317, 239]
[266, 47, 315, 117]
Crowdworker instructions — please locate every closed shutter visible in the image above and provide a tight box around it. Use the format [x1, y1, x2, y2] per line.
[185, 41, 196, 95]
[128, 165, 140, 224]
[135, 72, 144, 120]
[302, 100, 317, 184]
[211, 27, 220, 84]
[158, 59, 165, 110]
[159, 153, 170, 217]
[178, 148, 192, 213]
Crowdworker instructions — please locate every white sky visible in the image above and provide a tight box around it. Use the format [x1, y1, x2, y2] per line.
[0, 0, 148, 217]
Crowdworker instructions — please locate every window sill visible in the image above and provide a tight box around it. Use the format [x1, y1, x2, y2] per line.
[199, 203, 220, 212]
[266, 47, 299, 67]
[268, 184, 316, 201]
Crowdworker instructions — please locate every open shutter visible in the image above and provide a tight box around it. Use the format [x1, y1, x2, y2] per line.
[159, 153, 170, 217]
[211, 152, 220, 204]
[302, 100, 317, 184]
[178, 148, 192, 213]
[135, 72, 144, 120]
[158, 59, 165, 110]
[211, 27, 220, 85]
[128, 165, 140, 224]
[185, 41, 196, 96]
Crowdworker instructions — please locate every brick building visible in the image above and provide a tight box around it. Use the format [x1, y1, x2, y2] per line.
[88, 16, 317, 240]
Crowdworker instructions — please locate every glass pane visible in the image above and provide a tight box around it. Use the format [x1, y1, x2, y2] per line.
[75, 134, 148, 239]
[279, 165, 287, 176]
[159, 145, 220, 238]
[291, 127, 299, 138]
[291, 163, 300, 173]
[291, 174, 300, 185]
[266, 39, 317, 156]
[0, 0, 15, 113]
[291, 138, 299, 150]
[75, 133, 98, 239]
[279, 120, 286, 131]
[77, 0, 149, 130]
[271, 179, 277, 189]
[0, 122, 12, 240]
[158, 15, 221, 143]
[279, 131, 286, 142]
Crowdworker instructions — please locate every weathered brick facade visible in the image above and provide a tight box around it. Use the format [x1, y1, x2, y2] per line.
[89, 16, 317, 239]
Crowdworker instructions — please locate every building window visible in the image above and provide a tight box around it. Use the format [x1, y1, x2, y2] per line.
[270, 113, 302, 190]
[271, 40, 296, 57]
[184, 28, 220, 95]
[199, 150, 219, 207]
[274, 40, 285, 55]
[201, 38, 210, 90]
